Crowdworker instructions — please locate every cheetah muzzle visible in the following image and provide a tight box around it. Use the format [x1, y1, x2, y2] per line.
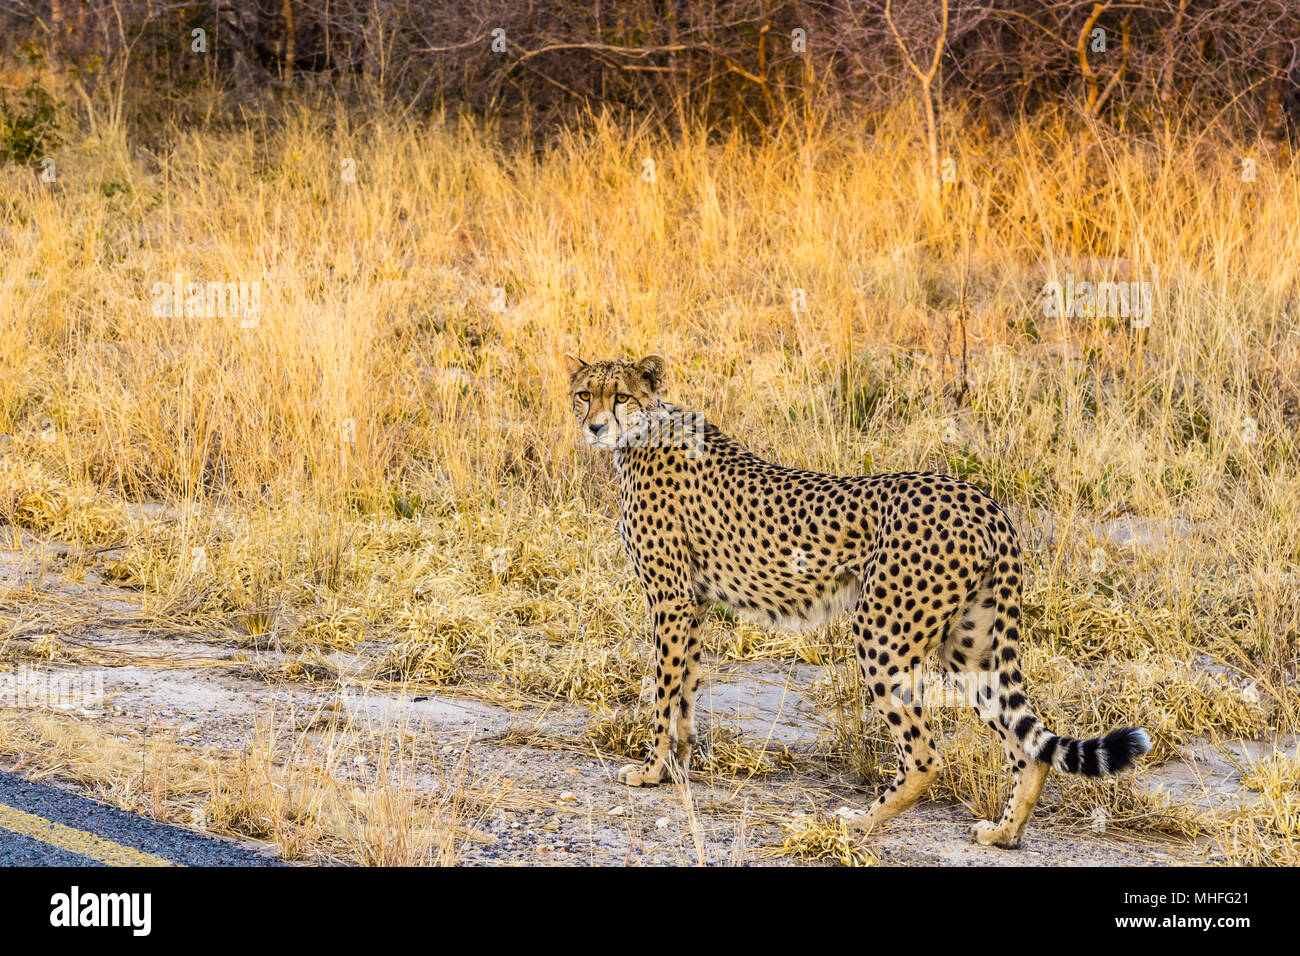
[565, 352, 1152, 849]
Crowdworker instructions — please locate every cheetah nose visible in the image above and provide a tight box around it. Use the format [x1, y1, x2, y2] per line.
[588, 422, 607, 437]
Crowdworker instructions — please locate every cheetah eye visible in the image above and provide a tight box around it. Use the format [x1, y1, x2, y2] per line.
[615, 393, 631, 404]
[577, 391, 591, 402]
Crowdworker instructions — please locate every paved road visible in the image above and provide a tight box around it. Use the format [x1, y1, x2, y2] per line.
[0, 771, 283, 866]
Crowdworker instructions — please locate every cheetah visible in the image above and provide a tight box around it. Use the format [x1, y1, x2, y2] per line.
[565, 352, 1151, 848]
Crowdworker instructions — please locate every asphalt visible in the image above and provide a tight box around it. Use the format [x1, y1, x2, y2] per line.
[0, 770, 284, 866]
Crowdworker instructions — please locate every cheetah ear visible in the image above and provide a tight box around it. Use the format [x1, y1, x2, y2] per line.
[563, 353, 587, 377]
[635, 354, 666, 392]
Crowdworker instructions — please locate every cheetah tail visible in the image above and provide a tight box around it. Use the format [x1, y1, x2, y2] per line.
[1016, 717, 1152, 777]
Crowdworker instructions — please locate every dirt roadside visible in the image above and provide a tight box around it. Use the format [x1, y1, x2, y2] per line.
[0, 531, 1235, 866]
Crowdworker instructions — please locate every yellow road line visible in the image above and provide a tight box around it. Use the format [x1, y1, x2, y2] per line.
[0, 802, 176, 866]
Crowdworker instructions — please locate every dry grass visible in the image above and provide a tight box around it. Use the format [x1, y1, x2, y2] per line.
[0, 703, 499, 865]
[1, 97, 1299, 863]
[761, 813, 879, 866]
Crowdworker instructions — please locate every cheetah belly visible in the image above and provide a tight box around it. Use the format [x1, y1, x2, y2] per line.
[701, 565, 862, 633]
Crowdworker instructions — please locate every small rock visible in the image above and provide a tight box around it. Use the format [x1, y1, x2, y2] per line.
[608, 806, 626, 817]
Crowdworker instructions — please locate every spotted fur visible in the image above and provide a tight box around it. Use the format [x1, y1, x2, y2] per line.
[565, 353, 1152, 848]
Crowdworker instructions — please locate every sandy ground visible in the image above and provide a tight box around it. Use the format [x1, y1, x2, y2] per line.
[0, 528, 1256, 866]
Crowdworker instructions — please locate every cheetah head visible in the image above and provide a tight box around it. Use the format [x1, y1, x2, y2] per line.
[564, 353, 666, 451]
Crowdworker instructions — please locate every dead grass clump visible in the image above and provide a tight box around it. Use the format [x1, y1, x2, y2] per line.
[1212, 793, 1300, 865]
[761, 814, 878, 866]
[1241, 750, 1300, 793]
[0, 458, 131, 545]
[695, 724, 795, 778]
[1041, 773, 1208, 839]
[584, 707, 652, 758]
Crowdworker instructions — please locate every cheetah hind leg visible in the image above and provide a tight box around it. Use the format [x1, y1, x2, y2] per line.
[940, 576, 1048, 848]
[970, 730, 1048, 849]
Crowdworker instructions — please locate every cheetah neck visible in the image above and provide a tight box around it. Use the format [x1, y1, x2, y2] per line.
[611, 401, 711, 468]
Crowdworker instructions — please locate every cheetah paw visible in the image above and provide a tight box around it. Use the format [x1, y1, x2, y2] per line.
[832, 807, 875, 832]
[618, 763, 664, 787]
[970, 820, 1020, 849]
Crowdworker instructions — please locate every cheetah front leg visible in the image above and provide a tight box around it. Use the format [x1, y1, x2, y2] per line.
[619, 598, 698, 787]
[671, 602, 708, 765]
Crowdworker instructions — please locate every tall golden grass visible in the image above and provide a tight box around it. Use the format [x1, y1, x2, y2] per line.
[1, 99, 1298, 862]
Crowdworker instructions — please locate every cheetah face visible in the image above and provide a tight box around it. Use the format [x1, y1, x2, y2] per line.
[564, 353, 665, 451]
